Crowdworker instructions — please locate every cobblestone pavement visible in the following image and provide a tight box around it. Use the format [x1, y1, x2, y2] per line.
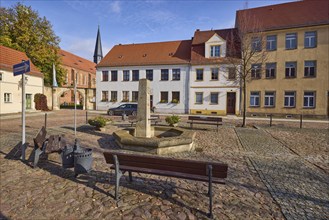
[0, 110, 327, 219]
[235, 127, 329, 220]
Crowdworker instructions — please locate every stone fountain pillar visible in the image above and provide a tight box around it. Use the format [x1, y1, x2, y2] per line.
[135, 79, 152, 138]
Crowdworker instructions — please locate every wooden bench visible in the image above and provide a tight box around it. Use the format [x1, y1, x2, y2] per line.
[33, 126, 66, 168]
[129, 115, 162, 126]
[187, 116, 223, 131]
[103, 151, 228, 218]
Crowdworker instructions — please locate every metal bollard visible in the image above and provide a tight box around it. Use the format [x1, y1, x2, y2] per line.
[300, 114, 303, 129]
[45, 113, 47, 129]
[270, 114, 273, 127]
[86, 111, 88, 124]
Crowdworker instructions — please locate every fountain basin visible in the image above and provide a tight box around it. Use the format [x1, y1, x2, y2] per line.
[113, 126, 196, 155]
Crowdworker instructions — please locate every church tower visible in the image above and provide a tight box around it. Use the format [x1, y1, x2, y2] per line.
[93, 26, 103, 64]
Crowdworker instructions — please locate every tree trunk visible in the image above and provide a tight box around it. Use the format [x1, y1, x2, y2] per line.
[242, 79, 247, 127]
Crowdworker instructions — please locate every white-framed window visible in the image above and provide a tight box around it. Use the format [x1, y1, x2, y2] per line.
[111, 70, 118, 81]
[250, 91, 260, 107]
[304, 61, 316, 77]
[196, 69, 203, 81]
[284, 91, 296, 107]
[211, 68, 219, 80]
[122, 91, 129, 102]
[160, 92, 168, 103]
[132, 70, 139, 81]
[303, 91, 315, 108]
[264, 91, 275, 107]
[110, 91, 117, 102]
[304, 31, 317, 48]
[123, 70, 130, 81]
[251, 64, 261, 79]
[266, 63, 276, 78]
[132, 91, 138, 102]
[146, 69, 153, 81]
[266, 35, 277, 51]
[210, 45, 220, 57]
[251, 37, 261, 51]
[172, 91, 180, 103]
[4, 93, 12, 103]
[172, 69, 180, 81]
[210, 92, 219, 104]
[285, 62, 297, 78]
[101, 91, 108, 102]
[195, 92, 203, 104]
[286, 33, 297, 49]
[161, 69, 169, 81]
[102, 71, 109, 81]
[228, 67, 236, 80]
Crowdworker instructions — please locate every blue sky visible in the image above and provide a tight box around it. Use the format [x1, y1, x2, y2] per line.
[2, 0, 294, 61]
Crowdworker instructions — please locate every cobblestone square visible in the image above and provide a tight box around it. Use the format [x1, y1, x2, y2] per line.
[0, 110, 328, 219]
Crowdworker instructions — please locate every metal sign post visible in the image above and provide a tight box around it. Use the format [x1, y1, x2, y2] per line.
[13, 60, 30, 161]
[74, 72, 77, 137]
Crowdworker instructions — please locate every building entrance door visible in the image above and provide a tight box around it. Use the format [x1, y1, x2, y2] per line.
[226, 92, 236, 114]
[26, 94, 32, 109]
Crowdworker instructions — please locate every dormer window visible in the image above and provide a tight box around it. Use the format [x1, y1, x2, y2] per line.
[210, 45, 220, 57]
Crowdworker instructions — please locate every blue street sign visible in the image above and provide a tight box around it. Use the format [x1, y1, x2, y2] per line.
[13, 60, 30, 76]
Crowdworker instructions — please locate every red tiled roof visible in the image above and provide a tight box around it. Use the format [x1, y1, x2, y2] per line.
[236, 0, 329, 32]
[58, 49, 96, 74]
[97, 40, 192, 67]
[0, 45, 43, 78]
[191, 28, 240, 65]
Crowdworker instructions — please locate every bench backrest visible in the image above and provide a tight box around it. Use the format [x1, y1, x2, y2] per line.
[104, 151, 228, 179]
[151, 115, 160, 119]
[34, 126, 47, 149]
[188, 116, 222, 122]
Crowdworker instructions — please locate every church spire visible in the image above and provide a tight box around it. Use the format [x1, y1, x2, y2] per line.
[93, 25, 103, 64]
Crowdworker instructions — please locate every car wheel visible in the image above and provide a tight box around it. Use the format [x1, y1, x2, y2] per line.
[108, 110, 114, 116]
[132, 111, 137, 116]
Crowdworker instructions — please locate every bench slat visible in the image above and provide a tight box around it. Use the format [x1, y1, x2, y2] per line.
[33, 126, 47, 149]
[188, 116, 222, 122]
[111, 165, 226, 184]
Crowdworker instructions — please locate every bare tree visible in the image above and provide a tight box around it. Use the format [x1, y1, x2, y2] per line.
[227, 11, 268, 127]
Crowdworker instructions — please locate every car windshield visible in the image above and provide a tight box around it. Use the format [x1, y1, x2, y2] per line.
[119, 105, 126, 109]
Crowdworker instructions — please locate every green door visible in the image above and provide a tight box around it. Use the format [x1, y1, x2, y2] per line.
[26, 94, 32, 109]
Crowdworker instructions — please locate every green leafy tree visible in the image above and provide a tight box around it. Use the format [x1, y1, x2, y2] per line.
[0, 3, 66, 86]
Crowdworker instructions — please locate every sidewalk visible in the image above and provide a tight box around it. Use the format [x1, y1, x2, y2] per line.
[0, 111, 54, 120]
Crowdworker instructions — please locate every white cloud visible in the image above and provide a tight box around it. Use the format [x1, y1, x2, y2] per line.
[110, 1, 121, 14]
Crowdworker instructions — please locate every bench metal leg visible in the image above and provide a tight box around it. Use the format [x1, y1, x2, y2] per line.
[113, 155, 122, 200]
[128, 171, 133, 182]
[33, 148, 43, 168]
[208, 164, 213, 219]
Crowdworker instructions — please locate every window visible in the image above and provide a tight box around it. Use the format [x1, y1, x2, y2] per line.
[195, 92, 203, 104]
[251, 37, 261, 51]
[172, 91, 180, 103]
[110, 91, 117, 102]
[101, 91, 108, 102]
[196, 69, 203, 81]
[161, 69, 169, 81]
[228, 67, 236, 80]
[172, 69, 180, 81]
[284, 91, 296, 107]
[305, 31, 317, 48]
[132, 70, 139, 81]
[266, 63, 276, 78]
[122, 91, 129, 102]
[304, 61, 316, 77]
[210, 92, 219, 104]
[0, 72, 2, 81]
[211, 68, 219, 80]
[132, 91, 138, 102]
[285, 62, 297, 78]
[210, 45, 220, 57]
[146, 69, 153, 81]
[286, 33, 297, 49]
[65, 73, 68, 84]
[4, 93, 11, 103]
[71, 91, 75, 102]
[160, 92, 168, 103]
[304, 91, 315, 108]
[250, 92, 260, 107]
[266, 35, 277, 51]
[251, 64, 261, 79]
[102, 71, 109, 81]
[123, 70, 130, 81]
[264, 91, 275, 107]
[111, 70, 117, 81]
[71, 69, 75, 84]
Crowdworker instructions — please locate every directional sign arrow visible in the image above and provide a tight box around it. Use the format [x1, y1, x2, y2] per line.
[13, 60, 30, 76]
